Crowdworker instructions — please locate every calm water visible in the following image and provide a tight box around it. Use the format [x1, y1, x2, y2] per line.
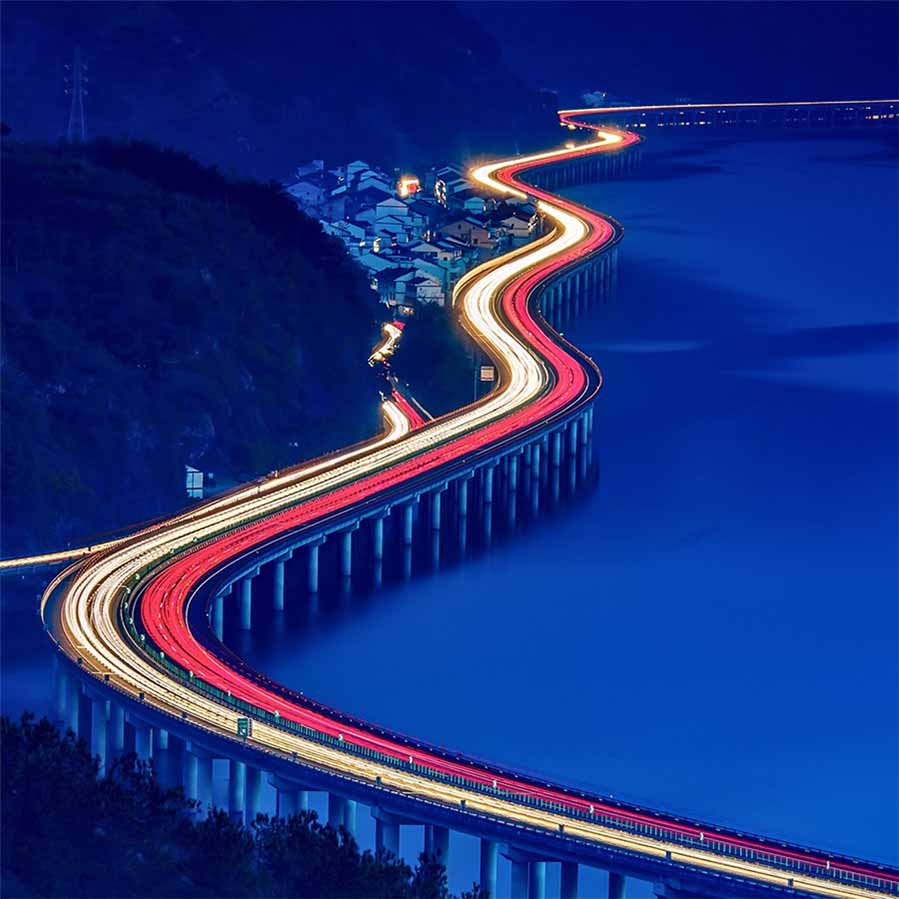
[3, 134, 896, 897]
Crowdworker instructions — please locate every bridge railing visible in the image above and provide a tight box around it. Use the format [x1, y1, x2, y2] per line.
[117, 610, 897, 896]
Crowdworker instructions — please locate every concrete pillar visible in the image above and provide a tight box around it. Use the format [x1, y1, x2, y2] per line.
[568, 420, 579, 494]
[457, 476, 471, 556]
[371, 513, 386, 587]
[90, 697, 108, 774]
[133, 720, 151, 762]
[561, 862, 579, 899]
[375, 816, 399, 856]
[425, 824, 449, 867]
[551, 431, 562, 504]
[522, 444, 533, 497]
[109, 702, 125, 762]
[229, 759, 246, 821]
[609, 871, 626, 899]
[328, 793, 347, 829]
[480, 840, 498, 899]
[430, 487, 445, 570]
[182, 750, 199, 802]
[153, 727, 175, 786]
[65, 677, 80, 736]
[239, 576, 253, 630]
[276, 784, 307, 818]
[308, 541, 321, 594]
[528, 861, 546, 899]
[212, 594, 224, 640]
[403, 499, 416, 545]
[530, 443, 541, 517]
[197, 754, 213, 812]
[340, 529, 354, 582]
[510, 858, 529, 899]
[578, 413, 589, 482]
[344, 799, 357, 836]
[507, 453, 519, 528]
[245, 765, 263, 825]
[482, 464, 495, 545]
[273, 559, 286, 611]
[53, 659, 67, 725]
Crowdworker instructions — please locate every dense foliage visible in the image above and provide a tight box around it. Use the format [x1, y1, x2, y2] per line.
[392, 305, 475, 418]
[1, 140, 380, 555]
[1, 714, 486, 899]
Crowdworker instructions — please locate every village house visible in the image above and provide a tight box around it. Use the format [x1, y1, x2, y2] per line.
[438, 217, 496, 250]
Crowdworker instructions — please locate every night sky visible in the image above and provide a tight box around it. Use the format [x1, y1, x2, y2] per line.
[462, 1, 898, 104]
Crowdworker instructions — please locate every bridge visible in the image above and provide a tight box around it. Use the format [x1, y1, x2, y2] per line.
[18, 100, 899, 898]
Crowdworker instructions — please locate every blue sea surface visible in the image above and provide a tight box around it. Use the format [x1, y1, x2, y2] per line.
[2, 134, 895, 898]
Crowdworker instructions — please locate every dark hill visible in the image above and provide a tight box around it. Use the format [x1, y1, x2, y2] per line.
[1, 140, 380, 555]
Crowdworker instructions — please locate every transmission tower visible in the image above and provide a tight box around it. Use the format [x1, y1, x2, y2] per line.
[64, 45, 87, 143]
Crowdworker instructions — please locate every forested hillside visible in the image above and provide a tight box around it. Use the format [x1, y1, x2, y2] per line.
[1, 140, 380, 555]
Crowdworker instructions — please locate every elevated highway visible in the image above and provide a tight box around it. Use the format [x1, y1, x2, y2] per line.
[33, 101, 899, 898]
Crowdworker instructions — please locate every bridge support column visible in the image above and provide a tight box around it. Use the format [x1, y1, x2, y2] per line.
[402, 498, 417, 580]
[480, 839, 498, 899]
[65, 676, 81, 736]
[328, 794, 345, 828]
[181, 749, 199, 803]
[183, 742, 214, 812]
[507, 453, 519, 528]
[424, 824, 449, 867]
[372, 808, 401, 857]
[609, 871, 626, 899]
[245, 765, 263, 825]
[273, 552, 291, 611]
[560, 862, 579, 899]
[340, 525, 359, 593]
[328, 794, 357, 835]
[522, 444, 533, 499]
[509, 858, 529, 899]
[528, 861, 546, 899]
[482, 463, 497, 546]
[108, 702, 125, 763]
[367, 511, 388, 588]
[229, 759, 246, 821]
[551, 431, 562, 505]
[568, 420, 579, 494]
[239, 570, 258, 631]
[128, 715, 151, 762]
[578, 413, 589, 481]
[153, 727, 176, 787]
[197, 754, 213, 813]
[530, 443, 541, 517]
[307, 537, 325, 595]
[90, 696, 108, 775]
[430, 485, 446, 570]
[271, 776, 309, 819]
[457, 474, 473, 557]
[53, 658, 67, 726]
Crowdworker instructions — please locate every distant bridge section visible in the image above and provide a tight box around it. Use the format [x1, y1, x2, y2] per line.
[559, 98, 898, 132]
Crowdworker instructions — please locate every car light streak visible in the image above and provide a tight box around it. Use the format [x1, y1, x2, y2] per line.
[41, 114, 897, 898]
[369, 321, 404, 365]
